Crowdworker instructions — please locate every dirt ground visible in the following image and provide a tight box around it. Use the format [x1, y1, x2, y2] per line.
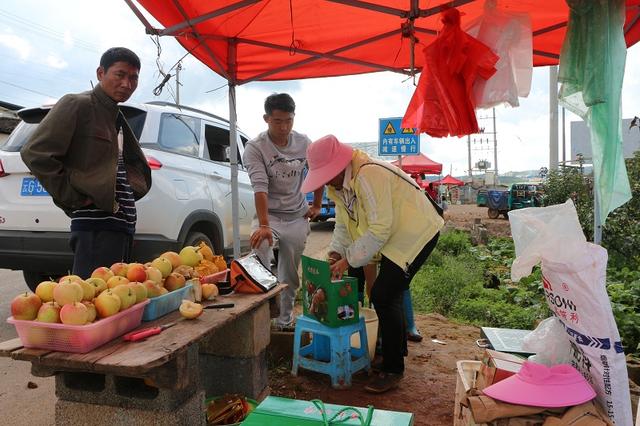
[267, 204, 504, 425]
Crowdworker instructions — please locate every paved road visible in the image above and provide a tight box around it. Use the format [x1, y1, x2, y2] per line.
[0, 222, 334, 425]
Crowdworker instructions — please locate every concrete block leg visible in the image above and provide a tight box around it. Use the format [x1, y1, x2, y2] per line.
[56, 390, 205, 426]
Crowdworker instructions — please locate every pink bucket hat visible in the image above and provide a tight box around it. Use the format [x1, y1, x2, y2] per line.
[482, 361, 596, 407]
[301, 135, 353, 193]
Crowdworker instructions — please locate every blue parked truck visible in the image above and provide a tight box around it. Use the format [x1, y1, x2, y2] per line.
[487, 183, 544, 219]
[306, 188, 335, 221]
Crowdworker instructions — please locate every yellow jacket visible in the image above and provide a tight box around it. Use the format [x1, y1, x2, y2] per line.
[327, 150, 444, 271]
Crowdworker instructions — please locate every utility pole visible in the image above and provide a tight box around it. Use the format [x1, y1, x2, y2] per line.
[549, 66, 559, 170]
[561, 107, 566, 165]
[492, 107, 498, 177]
[467, 135, 472, 178]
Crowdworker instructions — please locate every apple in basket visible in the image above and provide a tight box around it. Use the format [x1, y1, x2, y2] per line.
[126, 263, 148, 283]
[164, 272, 186, 292]
[111, 285, 136, 311]
[110, 262, 129, 277]
[53, 280, 83, 306]
[60, 302, 89, 325]
[160, 251, 182, 270]
[146, 266, 163, 285]
[86, 277, 107, 294]
[107, 275, 129, 289]
[11, 292, 42, 320]
[95, 290, 122, 318]
[35, 280, 57, 303]
[37, 301, 61, 323]
[128, 282, 148, 304]
[179, 246, 202, 267]
[78, 279, 96, 301]
[82, 301, 97, 323]
[91, 266, 114, 283]
[151, 257, 173, 278]
[179, 300, 203, 319]
[142, 280, 163, 298]
[58, 274, 82, 284]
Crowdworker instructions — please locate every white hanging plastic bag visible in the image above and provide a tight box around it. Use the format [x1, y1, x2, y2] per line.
[465, 0, 533, 108]
[510, 200, 632, 425]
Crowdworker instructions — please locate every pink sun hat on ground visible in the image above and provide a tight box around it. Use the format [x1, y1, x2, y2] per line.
[301, 135, 353, 193]
[482, 361, 596, 408]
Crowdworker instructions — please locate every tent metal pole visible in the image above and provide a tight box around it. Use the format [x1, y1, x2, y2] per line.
[594, 181, 602, 244]
[228, 40, 241, 258]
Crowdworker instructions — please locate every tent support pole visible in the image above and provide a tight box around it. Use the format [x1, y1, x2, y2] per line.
[549, 66, 559, 171]
[228, 39, 241, 258]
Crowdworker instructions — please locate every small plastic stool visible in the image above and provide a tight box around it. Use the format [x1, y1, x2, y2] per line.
[291, 315, 370, 389]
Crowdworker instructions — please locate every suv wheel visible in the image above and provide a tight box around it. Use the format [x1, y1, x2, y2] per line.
[183, 231, 213, 250]
[23, 269, 62, 292]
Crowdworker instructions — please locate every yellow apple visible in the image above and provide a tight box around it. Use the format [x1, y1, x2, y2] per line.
[179, 300, 203, 319]
[126, 263, 147, 282]
[201, 283, 219, 301]
[82, 301, 97, 323]
[111, 285, 136, 311]
[95, 290, 121, 318]
[179, 246, 203, 267]
[164, 272, 186, 292]
[36, 301, 61, 323]
[110, 262, 129, 277]
[128, 282, 148, 304]
[151, 257, 172, 278]
[91, 266, 114, 282]
[107, 275, 130, 289]
[35, 280, 57, 302]
[53, 280, 83, 306]
[160, 251, 181, 270]
[60, 302, 89, 325]
[58, 274, 82, 283]
[142, 280, 163, 298]
[11, 292, 42, 320]
[146, 266, 163, 285]
[77, 279, 96, 301]
[85, 277, 107, 294]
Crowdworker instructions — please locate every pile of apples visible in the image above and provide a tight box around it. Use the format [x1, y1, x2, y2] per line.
[10, 245, 223, 325]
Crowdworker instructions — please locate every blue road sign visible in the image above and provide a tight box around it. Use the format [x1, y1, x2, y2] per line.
[378, 117, 419, 156]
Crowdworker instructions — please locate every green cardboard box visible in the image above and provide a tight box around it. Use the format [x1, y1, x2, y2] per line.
[241, 396, 414, 425]
[301, 255, 359, 328]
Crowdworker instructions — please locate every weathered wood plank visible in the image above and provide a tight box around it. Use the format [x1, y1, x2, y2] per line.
[0, 337, 23, 355]
[1, 285, 284, 378]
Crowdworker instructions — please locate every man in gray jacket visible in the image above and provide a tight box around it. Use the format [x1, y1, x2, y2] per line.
[243, 93, 323, 329]
[21, 47, 151, 279]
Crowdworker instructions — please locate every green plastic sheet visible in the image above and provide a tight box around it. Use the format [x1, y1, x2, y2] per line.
[558, 0, 631, 223]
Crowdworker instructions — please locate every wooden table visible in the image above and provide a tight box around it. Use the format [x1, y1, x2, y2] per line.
[0, 284, 284, 426]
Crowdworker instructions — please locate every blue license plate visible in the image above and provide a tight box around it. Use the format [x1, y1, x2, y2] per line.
[20, 177, 50, 196]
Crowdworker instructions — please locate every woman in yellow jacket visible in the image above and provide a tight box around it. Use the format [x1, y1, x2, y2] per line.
[301, 135, 443, 393]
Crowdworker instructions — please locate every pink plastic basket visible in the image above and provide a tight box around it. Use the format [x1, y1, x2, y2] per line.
[7, 299, 149, 354]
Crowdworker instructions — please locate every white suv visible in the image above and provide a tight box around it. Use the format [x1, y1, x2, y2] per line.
[0, 101, 256, 290]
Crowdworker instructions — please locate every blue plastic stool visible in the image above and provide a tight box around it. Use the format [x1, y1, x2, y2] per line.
[291, 315, 370, 389]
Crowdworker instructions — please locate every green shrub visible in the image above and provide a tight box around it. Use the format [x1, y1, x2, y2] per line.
[436, 230, 471, 256]
[452, 297, 542, 330]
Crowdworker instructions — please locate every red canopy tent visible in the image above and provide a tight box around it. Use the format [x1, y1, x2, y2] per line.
[391, 153, 442, 175]
[125, 0, 640, 255]
[433, 174, 465, 186]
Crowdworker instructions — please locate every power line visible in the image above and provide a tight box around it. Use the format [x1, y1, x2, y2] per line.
[0, 79, 55, 98]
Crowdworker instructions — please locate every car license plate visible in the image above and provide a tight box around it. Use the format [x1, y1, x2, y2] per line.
[20, 177, 50, 196]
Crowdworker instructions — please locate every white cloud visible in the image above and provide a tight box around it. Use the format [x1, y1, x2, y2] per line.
[0, 33, 31, 60]
[45, 54, 68, 70]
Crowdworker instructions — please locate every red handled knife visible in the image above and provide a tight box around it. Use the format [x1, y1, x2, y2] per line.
[123, 322, 177, 342]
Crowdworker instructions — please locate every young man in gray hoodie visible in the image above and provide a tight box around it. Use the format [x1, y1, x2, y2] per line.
[242, 93, 323, 329]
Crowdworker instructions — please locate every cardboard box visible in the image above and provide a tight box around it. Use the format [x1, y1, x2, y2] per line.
[301, 256, 359, 328]
[476, 349, 525, 390]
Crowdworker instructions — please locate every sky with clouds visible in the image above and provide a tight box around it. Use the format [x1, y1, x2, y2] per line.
[1, 0, 640, 176]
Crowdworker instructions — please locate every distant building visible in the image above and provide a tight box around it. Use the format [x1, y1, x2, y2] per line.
[571, 119, 640, 161]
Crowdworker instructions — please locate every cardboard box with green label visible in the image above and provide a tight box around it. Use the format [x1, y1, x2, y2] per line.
[301, 255, 359, 328]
